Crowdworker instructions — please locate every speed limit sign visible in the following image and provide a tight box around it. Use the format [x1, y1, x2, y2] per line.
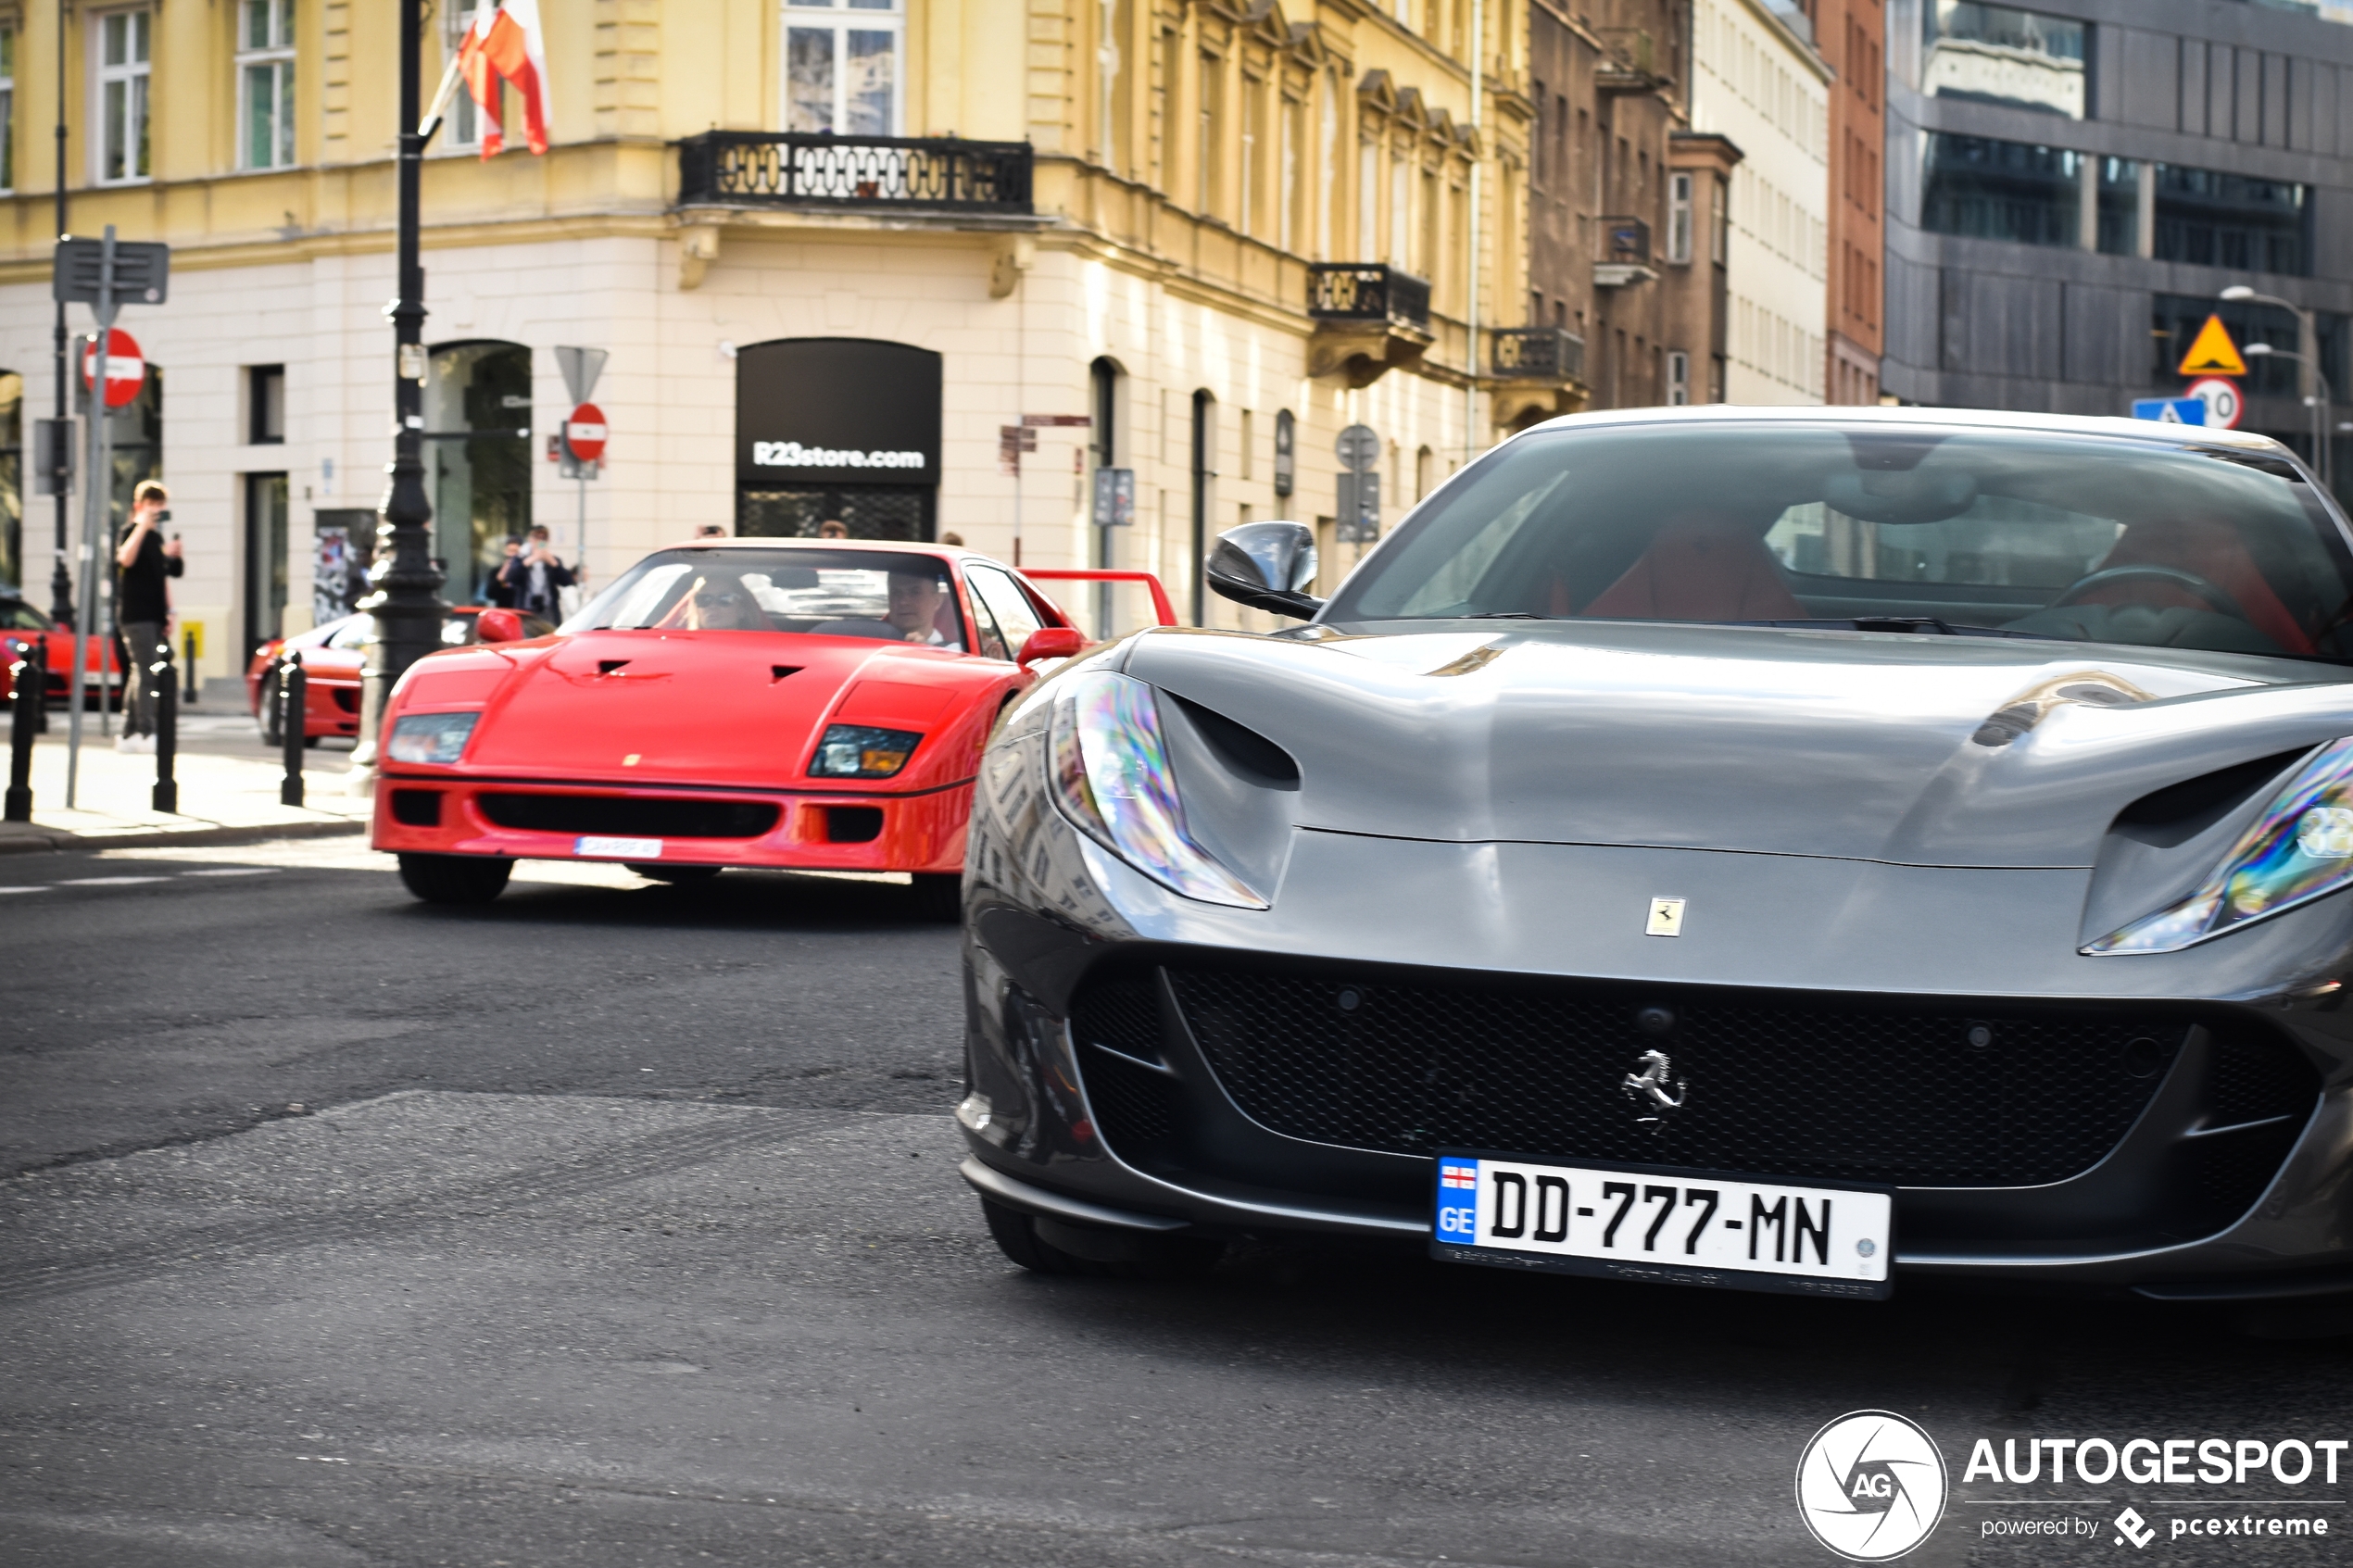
[2186, 377, 2244, 430]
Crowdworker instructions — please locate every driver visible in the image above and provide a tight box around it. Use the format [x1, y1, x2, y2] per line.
[884, 568, 963, 649]
[656, 571, 769, 631]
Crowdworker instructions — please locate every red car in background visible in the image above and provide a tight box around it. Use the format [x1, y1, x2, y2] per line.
[371, 539, 1172, 909]
[0, 587, 125, 707]
[247, 607, 555, 745]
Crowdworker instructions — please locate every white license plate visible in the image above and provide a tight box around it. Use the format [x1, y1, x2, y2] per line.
[1431, 1151, 1894, 1299]
[575, 835, 662, 859]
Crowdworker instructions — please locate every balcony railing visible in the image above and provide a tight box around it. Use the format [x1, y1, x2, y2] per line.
[1492, 327, 1586, 383]
[1599, 217, 1653, 266]
[675, 131, 1033, 213]
[1308, 263, 1432, 331]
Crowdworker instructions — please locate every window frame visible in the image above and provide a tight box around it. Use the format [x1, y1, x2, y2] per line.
[1667, 170, 1694, 264]
[0, 23, 17, 194]
[236, 0, 296, 171]
[92, 7, 153, 187]
[781, 0, 907, 137]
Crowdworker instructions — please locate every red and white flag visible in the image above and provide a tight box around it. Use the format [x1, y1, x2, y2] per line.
[459, 0, 550, 157]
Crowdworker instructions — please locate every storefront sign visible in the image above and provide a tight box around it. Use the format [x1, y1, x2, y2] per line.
[736, 338, 942, 487]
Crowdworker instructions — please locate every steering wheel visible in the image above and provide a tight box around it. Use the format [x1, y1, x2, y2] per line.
[2047, 564, 2248, 622]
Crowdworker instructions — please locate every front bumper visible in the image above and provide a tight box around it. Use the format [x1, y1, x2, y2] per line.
[371, 772, 972, 873]
[959, 740, 2353, 1298]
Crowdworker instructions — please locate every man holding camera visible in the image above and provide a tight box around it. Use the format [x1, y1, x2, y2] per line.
[113, 479, 181, 754]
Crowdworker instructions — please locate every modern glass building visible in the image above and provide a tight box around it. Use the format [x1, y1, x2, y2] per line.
[1884, 0, 2353, 485]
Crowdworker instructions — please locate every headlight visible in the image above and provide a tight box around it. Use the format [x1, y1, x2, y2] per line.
[812, 724, 921, 778]
[386, 711, 480, 764]
[1049, 670, 1266, 908]
[2089, 737, 2353, 954]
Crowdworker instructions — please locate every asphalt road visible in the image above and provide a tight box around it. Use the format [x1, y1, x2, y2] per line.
[5, 842, 2353, 1567]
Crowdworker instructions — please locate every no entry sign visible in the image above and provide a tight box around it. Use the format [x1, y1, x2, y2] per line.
[564, 403, 607, 463]
[79, 328, 145, 408]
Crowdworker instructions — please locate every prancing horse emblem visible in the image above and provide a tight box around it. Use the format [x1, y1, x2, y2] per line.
[1622, 1048, 1687, 1129]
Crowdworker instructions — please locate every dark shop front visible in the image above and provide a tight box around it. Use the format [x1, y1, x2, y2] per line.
[736, 339, 942, 541]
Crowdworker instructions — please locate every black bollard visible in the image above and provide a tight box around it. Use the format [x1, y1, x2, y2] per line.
[182, 629, 198, 704]
[280, 652, 307, 808]
[152, 639, 177, 815]
[5, 641, 39, 822]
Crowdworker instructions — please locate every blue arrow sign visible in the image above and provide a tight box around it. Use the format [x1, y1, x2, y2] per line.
[2132, 397, 2207, 425]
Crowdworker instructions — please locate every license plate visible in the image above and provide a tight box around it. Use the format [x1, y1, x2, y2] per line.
[575, 835, 661, 859]
[1431, 1150, 1894, 1299]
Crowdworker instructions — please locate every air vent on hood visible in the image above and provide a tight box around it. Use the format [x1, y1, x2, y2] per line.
[1167, 694, 1300, 788]
[2116, 747, 2314, 839]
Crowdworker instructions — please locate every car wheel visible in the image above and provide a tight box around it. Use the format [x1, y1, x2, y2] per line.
[396, 852, 513, 905]
[258, 673, 283, 746]
[911, 872, 963, 922]
[628, 863, 723, 884]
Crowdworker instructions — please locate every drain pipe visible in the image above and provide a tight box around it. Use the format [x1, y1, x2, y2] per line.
[1464, 0, 1484, 468]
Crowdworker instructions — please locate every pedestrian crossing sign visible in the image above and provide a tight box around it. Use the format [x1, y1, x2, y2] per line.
[2177, 314, 2248, 378]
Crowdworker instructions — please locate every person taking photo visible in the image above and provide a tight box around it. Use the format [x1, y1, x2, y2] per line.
[113, 480, 182, 755]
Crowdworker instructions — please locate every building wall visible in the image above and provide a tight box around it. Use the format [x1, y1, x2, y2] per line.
[1692, 0, 1832, 405]
[0, 0, 1535, 674]
[1810, 0, 1885, 403]
[1881, 0, 2353, 480]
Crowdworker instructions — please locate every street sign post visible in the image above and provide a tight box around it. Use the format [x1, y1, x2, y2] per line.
[2132, 397, 2208, 425]
[1336, 423, 1379, 472]
[1336, 423, 1381, 543]
[80, 327, 145, 408]
[2186, 377, 2245, 430]
[1092, 466, 1136, 528]
[551, 349, 608, 579]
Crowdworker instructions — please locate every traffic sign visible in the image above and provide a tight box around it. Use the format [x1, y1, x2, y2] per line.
[2132, 397, 2207, 425]
[52, 237, 169, 307]
[563, 402, 607, 462]
[2186, 377, 2245, 430]
[1092, 466, 1136, 527]
[2178, 315, 2248, 379]
[1336, 423, 1380, 473]
[79, 328, 145, 408]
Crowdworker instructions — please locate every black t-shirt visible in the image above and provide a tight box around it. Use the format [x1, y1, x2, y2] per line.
[117, 525, 182, 624]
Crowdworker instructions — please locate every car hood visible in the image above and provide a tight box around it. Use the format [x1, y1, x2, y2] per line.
[1123, 621, 2353, 869]
[441, 630, 976, 785]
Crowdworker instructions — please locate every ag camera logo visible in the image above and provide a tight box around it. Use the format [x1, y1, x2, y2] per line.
[1796, 1411, 1948, 1562]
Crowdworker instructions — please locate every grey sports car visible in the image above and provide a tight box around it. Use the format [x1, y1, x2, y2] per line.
[955, 407, 2353, 1303]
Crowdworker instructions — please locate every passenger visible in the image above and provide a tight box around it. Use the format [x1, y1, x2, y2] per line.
[885, 568, 963, 649]
[656, 571, 769, 631]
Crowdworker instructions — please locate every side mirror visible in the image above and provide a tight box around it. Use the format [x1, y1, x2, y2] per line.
[1206, 521, 1324, 618]
[1016, 626, 1088, 665]
[475, 608, 526, 644]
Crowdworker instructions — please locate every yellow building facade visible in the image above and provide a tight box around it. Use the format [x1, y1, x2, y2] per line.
[0, 0, 1544, 678]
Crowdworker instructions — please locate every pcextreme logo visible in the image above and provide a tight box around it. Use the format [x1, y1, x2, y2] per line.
[1797, 1411, 1950, 1562]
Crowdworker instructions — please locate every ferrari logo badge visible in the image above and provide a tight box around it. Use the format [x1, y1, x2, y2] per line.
[1622, 1047, 1687, 1126]
[1645, 897, 1686, 937]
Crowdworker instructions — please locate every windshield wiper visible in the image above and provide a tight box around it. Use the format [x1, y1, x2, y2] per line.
[1464, 610, 1548, 620]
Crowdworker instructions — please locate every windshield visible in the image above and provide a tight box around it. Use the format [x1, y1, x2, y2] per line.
[1325, 422, 2353, 663]
[560, 548, 967, 649]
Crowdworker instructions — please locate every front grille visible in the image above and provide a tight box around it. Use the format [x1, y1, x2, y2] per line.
[1165, 967, 2216, 1187]
[476, 793, 781, 839]
[1073, 972, 1165, 1065]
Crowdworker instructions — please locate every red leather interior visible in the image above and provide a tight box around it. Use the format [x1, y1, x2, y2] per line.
[2081, 520, 2311, 654]
[1582, 511, 1806, 621]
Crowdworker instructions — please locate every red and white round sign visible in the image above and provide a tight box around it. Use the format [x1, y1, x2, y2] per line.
[79, 328, 145, 408]
[564, 403, 607, 463]
[2186, 377, 2244, 431]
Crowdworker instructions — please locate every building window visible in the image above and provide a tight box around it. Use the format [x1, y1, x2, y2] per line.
[239, 0, 296, 169]
[2153, 164, 2309, 278]
[2095, 156, 2138, 257]
[0, 26, 16, 193]
[247, 366, 286, 445]
[785, 0, 903, 135]
[1920, 132, 2079, 246]
[1667, 171, 1693, 263]
[1922, 2, 2086, 119]
[95, 9, 151, 184]
[1711, 175, 1729, 264]
[1667, 350, 1691, 406]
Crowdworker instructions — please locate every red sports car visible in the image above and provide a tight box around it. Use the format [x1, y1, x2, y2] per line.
[370, 539, 1171, 909]
[0, 589, 126, 708]
[248, 606, 555, 744]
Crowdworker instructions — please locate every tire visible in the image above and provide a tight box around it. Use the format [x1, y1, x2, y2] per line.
[980, 1198, 1224, 1280]
[258, 671, 283, 746]
[396, 852, 513, 905]
[628, 863, 724, 884]
[911, 872, 963, 922]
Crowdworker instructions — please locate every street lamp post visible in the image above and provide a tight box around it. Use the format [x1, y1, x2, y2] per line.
[47, 6, 70, 627]
[2221, 284, 2332, 487]
[352, 0, 449, 782]
[2245, 342, 2334, 489]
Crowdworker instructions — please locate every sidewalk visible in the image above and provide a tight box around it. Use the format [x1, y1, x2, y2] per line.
[0, 726, 370, 855]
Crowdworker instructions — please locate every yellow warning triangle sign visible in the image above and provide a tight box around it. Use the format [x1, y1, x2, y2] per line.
[2178, 314, 2248, 378]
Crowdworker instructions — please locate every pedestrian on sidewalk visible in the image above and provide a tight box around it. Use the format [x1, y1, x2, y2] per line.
[484, 537, 523, 607]
[114, 480, 181, 755]
[497, 525, 575, 620]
